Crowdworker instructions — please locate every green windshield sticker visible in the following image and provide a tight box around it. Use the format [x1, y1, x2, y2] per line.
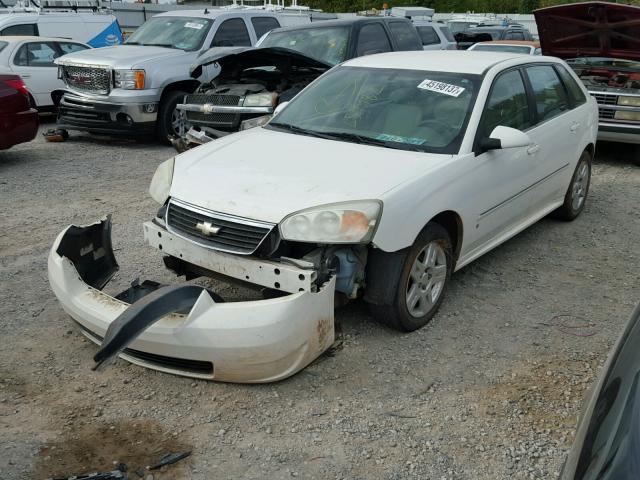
[376, 134, 426, 145]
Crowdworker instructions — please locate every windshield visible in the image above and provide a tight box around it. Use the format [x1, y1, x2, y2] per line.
[472, 44, 531, 54]
[126, 17, 212, 51]
[268, 66, 480, 154]
[258, 26, 349, 66]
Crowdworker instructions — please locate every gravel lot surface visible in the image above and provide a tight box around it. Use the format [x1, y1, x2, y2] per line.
[1, 122, 639, 480]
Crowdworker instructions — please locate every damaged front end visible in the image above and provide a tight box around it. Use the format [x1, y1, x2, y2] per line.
[173, 47, 331, 151]
[48, 216, 336, 383]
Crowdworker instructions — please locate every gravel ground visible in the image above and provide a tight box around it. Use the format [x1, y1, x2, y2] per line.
[1, 122, 639, 480]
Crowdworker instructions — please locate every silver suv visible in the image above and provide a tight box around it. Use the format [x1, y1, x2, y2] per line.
[413, 21, 457, 51]
[54, 9, 286, 142]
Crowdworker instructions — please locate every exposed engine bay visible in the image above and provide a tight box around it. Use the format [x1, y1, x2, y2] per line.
[173, 47, 331, 151]
[568, 58, 640, 92]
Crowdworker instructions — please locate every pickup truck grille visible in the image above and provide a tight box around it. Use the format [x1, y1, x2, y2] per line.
[591, 92, 618, 106]
[166, 200, 274, 255]
[62, 65, 111, 94]
[185, 93, 241, 129]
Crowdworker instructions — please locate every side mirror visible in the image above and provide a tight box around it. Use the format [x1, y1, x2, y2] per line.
[273, 101, 289, 116]
[480, 126, 531, 153]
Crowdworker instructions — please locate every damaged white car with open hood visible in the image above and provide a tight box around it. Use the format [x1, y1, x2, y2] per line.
[48, 51, 598, 383]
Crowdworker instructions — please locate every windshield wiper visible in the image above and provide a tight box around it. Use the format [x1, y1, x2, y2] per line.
[317, 131, 426, 152]
[145, 43, 177, 49]
[267, 122, 336, 140]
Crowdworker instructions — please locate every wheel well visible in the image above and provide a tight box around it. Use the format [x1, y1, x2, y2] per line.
[160, 80, 200, 102]
[429, 210, 463, 264]
[584, 142, 595, 160]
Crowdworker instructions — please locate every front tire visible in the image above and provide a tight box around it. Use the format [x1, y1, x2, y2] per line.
[366, 223, 453, 332]
[553, 150, 591, 221]
[156, 90, 187, 144]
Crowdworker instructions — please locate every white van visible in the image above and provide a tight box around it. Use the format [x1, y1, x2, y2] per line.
[0, 10, 122, 47]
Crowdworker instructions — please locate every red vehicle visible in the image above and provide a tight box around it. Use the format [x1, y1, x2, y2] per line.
[0, 74, 38, 150]
[534, 2, 640, 149]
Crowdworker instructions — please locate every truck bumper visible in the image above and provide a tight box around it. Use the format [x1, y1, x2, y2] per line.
[48, 217, 336, 383]
[57, 92, 157, 135]
[598, 122, 640, 145]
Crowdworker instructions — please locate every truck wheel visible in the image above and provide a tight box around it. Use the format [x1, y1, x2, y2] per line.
[365, 223, 452, 332]
[552, 150, 591, 221]
[157, 90, 187, 143]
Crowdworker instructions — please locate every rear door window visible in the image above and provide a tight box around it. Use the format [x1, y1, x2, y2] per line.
[14, 42, 58, 67]
[481, 69, 532, 137]
[525, 65, 571, 123]
[211, 18, 251, 47]
[251, 17, 280, 39]
[416, 26, 440, 46]
[1, 23, 38, 36]
[554, 64, 587, 106]
[388, 21, 421, 50]
[356, 23, 392, 56]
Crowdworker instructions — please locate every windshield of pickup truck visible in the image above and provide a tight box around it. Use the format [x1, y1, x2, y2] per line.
[126, 17, 212, 51]
[258, 26, 349, 66]
[268, 66, 480, 154]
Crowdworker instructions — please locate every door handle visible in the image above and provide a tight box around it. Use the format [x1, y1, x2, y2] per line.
[20, 74, 31, 78]
[570, 122, 580, 132]
[526, 144, 540, 155]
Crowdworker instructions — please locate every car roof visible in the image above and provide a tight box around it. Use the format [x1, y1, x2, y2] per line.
[476, 40, 540, 47]
[156, 9, 277, 19]
[0, 35, 87, 43]
[342, 50, 544, 74]
[269, 16, 409, 33]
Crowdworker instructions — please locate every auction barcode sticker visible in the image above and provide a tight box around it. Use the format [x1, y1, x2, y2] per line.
[417, 79, 465, 97]
[185, 22, 205, 29]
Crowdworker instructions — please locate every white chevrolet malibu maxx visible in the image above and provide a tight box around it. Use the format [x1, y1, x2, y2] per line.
[49, 51, 598, 382]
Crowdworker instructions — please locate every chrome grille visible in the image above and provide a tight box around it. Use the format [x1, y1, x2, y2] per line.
[63, 65, 111, 94]
[599, 107, 616, 120]
[591, 92, 617, 105]
[185, 94, 241, 128]
[166, 200, 274, 255]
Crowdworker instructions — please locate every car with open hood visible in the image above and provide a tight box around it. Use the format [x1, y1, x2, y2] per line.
[174, 17, 423, 149]
[48, 51, 597, 383]
[535, 2, 640, 150]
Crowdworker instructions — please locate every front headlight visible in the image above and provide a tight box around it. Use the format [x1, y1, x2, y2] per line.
[243, 92, 277, 107]
[280, 201, 382, 244]
[618, 96, 640, 107]
[240, 114, 272, 130]
[149, 157, 174, 204]
[114, 69, 145, 90]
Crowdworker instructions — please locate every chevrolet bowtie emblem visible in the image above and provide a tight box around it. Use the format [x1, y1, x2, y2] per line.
[195, 221, 220, 236]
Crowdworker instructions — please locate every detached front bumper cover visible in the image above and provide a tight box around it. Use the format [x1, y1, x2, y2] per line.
[48, 217, 335, 383]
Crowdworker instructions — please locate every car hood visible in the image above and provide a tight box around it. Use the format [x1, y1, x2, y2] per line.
[169, 127, 451, 224]
[190, 46, 332, 79]
[534, 1, 640, 61]
[55, 45, 186, 69]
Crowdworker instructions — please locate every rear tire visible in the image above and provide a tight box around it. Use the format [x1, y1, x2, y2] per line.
[366, 223, 453, 332]
[552, 150, 591, 221]
[156, 90, 187, 144]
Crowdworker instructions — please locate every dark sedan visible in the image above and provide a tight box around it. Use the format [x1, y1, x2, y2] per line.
[562, 303, 640, 479]
[0, 73, 38, 150]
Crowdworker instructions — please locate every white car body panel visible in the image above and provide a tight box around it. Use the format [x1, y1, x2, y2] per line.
[0, 36, 90, 107]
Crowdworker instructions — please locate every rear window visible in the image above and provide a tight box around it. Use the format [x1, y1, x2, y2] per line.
[388, 21, 422, 50]
[525, 65, 571, 123]
[251, 17, 280, 39]
[259, 26, 349, 66]
[416, 26, 440, 46]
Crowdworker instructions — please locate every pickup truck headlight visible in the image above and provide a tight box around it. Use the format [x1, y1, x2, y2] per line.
[280, 201, 382, 244]
[114, 69, 145, 90]
[149, 157, 174, 204]
[243, 92, 277, 107]
[618, 96, 640, 107]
